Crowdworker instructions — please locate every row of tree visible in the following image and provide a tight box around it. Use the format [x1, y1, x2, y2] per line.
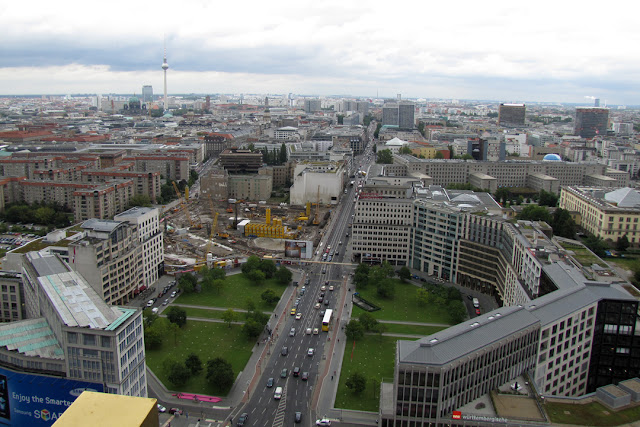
[0, 202, 72, 229]
[163, 352, 235, 390]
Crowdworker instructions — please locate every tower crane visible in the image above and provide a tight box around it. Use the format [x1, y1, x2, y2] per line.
[172, 181, 201, 229]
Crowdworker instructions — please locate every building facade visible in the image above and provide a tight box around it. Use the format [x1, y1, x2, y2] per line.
[498, 103, 526, 127]
[575, 107, 610, 139]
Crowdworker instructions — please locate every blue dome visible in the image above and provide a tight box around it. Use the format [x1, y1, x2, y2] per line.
[543, 153, 562, 161]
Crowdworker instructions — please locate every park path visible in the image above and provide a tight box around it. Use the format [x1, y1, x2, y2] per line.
[378, 319, 449, 327]
[173, 303, 271, 315]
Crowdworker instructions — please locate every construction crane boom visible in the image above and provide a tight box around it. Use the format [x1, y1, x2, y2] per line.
[172, 181, 201, 229]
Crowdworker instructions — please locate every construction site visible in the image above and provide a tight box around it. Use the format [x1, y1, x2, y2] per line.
[163, 184, 333, 272]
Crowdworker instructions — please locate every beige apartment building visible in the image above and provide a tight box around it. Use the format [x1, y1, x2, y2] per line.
[560, 186, 640, 245]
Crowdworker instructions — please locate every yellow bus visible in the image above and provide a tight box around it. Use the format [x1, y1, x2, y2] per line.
[322, 309, 333, 332]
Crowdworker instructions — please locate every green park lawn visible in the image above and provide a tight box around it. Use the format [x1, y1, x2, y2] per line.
[178, 306, 271, 321]
[175, 273, 286, 310]
[146, 320, 254, 396]
[546, 401, 640, 426]
[378, 322, 447, 336]
[335, 334, 417, 412]
[352, 279, 453, 324]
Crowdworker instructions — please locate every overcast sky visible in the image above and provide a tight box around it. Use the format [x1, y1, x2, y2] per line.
[1, 0, 639, 105]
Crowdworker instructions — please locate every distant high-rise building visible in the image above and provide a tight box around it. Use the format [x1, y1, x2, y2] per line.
[356, 101, 369, 115]
[141, 85, 153, 103]
[398, 101, 415, 130]
[162, 47, 169, 112]
[382, 102, 399, 126]
[304, 99, 321, 113]
[594, 98, 600, 107]
[205, 95, 211, 111]
[575, 107, 609, 139]
[498, 103, 526, 127]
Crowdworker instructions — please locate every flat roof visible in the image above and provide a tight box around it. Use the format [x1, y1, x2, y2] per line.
[26, 253, 122, 329]
[53, 391, 157, 427]
[0, 318, 63, 359]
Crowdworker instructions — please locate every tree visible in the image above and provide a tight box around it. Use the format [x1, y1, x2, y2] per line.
[142, 308, 158, 328]
[397, 266, 411, 283]
[178, 273, 197, 294]
[168, 362, 191, 386]
[242, 318, 264, 338]
[538, 190, 559, 207]
[185, 353, 203, 375]
[517, 205, 552, 223]
[245, 299, 257, 312]
[551, 208, 576, 239]
[434, 151, 445, 159]
[585, 235, 608, 258]
[494, 187, 510, 204]
[222, 309, 237, 328]
[166, 306, 187, 327]
[399, 145, 412, 155]
[344, 319, 365, 341]
[275, 266, 293, 285]
[345, 372, 367, 394]
[211, 279, 225, 295]
[617, 235, 630, 252]
[247, 269, 266, 285]
[144, 325, 163, 350]
[376, 278, 396, 299]
[261, 289, 280, 305]
[242, 256, 262, 274]
[128, 195, 152, 208]
[359, 312, 378, 331]
[206, 357, 235, 390]
[209, 268, 226, 281]
[416, 288, 430, 307]
[353, 263, 370, 288]
[279, 142, 288, 164]
[259, 259, 277, 278]
[374, 123, 382, 138]
[448, 300, 467, 324]
[376, 149, 393, 164]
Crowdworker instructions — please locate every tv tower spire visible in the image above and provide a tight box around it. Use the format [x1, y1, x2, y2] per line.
[162, 41, 169, 113]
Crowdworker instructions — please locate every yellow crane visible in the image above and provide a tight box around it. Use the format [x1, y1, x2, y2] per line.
[313, 186, 320, 225]
[172, 181, 201, 229]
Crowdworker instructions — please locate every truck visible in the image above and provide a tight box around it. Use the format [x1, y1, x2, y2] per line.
[472, 298, 480, 308]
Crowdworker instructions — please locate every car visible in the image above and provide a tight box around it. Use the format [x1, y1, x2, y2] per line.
[171, 291, 177, 298]
[168, 408, 183, 415]
[318, 296, 324, 303]
[289, 327, 296, 337]
[320, 309, 326, 316]
[328, 256, 332, 262]
[281, 368, 288, 378]
[307, 348, 314, 356]
[162, 298, 169, 306]
[295, 411, 302, 423]
[325, 280, 329, 285]
[316, 419, 332, 426]
[157, 404, 166, 413]
[313, 328, 319, 335]
[290, 308, 297, 315]
[321, 267, 326, 273]
[151, 307, 159, 314]
[467, 294, 473, 300]
[296, 312, 302, 320]
[319, 292, 325, 298]
[314, 303, 321, 309]
[324, 299, 330, 306]
[306, 327, 312, 335]
[301, 371, 309, 381]
[293, 366, 300, 377]
[320, 285, 326, 291]
[237, 412, 248, 425]
[475, 308, 481, 315]
[266, 377, 274, 388]
[281, 346, 288, 356]
[346, 232, 349, 237]
[329, 285, 334, 291]
[146, 300, 154, 307]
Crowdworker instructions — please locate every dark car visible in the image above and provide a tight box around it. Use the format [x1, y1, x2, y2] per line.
[301, 371, 309, 381]
[281, 368, 288, 378]
[295, 412, 302, 423]
[266, 377, 274, 388]
[318, 296, 324, 303]
[281, 346, 288, 356]
[237, 412, 248, 426]
[467, 294, 473, 300]
[293, 366, 300, 377]
[169, 408, 183, 415]
[324, 299, 330, 306]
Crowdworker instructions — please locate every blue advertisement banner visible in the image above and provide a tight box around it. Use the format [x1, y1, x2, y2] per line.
[0, 365, 103, 426]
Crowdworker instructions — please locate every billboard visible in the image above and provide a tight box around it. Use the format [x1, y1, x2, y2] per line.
[284, 240, 313, 259]
[0, 365, 103, 426]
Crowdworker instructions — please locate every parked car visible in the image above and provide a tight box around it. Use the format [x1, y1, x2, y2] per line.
[146, 300, 154, 307]
[316, 419, 331, 426]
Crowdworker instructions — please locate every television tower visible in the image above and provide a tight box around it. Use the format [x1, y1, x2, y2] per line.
[162, 45, 169, 112]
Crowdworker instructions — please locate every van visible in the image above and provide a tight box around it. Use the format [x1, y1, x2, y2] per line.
[151, 307, 159, 314]
[274, 386, 283, 399]
[472, 298, 480, 308]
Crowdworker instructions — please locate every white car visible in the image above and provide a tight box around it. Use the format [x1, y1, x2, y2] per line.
[307, 348, 314, 356]
[306, 328, 312, 335]
[320, 285, 326, 291]
[314, 303, 321, 309]
[296, 312, 302, 320]
[329, 285, 334, 291]
[316, 419, 331, 426]
[313, 328, 319, 335]
[146, 300, 154, 307]
[157, 404, 166, 413]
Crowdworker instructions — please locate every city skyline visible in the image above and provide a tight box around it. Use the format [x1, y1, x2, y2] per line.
[2, 0, 639, 105]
